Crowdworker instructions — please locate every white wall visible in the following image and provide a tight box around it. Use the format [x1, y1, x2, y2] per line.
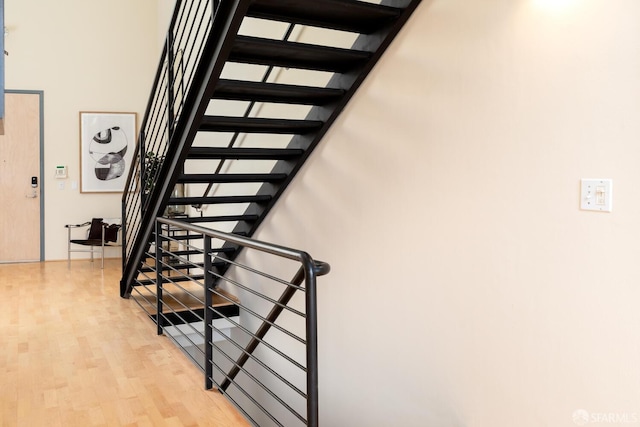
[253, 0, 640, 425]
[157, 0, 176, 45]
[5, 0, 160, 260]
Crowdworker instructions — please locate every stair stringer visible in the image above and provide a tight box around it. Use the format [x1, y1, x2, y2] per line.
[121, 0, 254, 298]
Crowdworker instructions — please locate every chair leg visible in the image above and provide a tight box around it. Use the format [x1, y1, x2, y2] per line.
[67, 227, 71, 269]
[101, 227, 105, 269]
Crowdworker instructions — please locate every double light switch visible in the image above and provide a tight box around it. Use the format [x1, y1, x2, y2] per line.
[580, 179, 612, 212]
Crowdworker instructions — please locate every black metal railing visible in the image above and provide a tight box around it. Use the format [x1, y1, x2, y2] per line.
[121, 0, 234, 294]
[123, 0, 208, 251]
[130, 217, 329, 427]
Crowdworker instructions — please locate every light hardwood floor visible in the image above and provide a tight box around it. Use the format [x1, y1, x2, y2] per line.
[0, 259, 249, 427]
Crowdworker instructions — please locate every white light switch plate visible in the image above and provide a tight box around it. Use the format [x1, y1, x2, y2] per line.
[580, 179, 612, 212]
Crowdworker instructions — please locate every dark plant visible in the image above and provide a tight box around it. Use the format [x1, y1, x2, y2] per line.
[143, 151, 164, 194]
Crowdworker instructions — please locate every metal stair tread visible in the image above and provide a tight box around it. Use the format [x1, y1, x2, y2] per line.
[139, 261, 224, 273]
[182, 214, 260, 224]
[177, 172, 288, 183]
[187, 147, 304, 160]
[199, 115, 323, 134]
[230, 35, 372, 73]
[153, 304, 240, 326]
[134, 275, 206, 286]
[167, 195, 272, 205]
[154, 233, 204, 241]
[172, 248, 236, 256]
[247, 0, 401, 34]
[156, 262, 206, 271]
[213, 79, 344, 105]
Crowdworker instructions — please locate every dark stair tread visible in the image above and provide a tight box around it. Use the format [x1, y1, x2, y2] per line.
[230, 35, 371, 73]
[162, 234, 204, 242]
[154, 233, 205, 241]
[140, 261, 225, 273]
[149, 233, 203, 243]
[170, 250, 203, 256]
[213, 79, 344, 105]
[177, 172, 288, 183]
[139, 263, 202, 273]
[167, 195, 272, 205]
[153, 303, 240, 326]
[247, 0, 401, 34]
[187, 147, 304, 160]
[172, 248, 236, 257]
[182, 215, 260, 224]
[199, 115, 323, 134]
[139, 247, 237, 271]
[134, 275, 206, 286]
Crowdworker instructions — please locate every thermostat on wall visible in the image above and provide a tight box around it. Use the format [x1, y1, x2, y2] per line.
[55, 165, 68, 179]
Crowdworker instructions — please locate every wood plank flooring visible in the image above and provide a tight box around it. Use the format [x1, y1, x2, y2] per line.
[0, 259, 249, 427]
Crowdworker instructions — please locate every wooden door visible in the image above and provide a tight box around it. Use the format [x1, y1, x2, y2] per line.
[0, 92, 42, 262]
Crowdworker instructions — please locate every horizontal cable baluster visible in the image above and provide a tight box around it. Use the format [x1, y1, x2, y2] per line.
[129, 213, 330, 426]
[209, 322, 307, 399]
[120, 0, 417, 424]
[209, 357, 285, 427]
[206, 359, 261, 427]
[128, 141, 328, 425]
[207, 337, 307, 424]
[208, 304, 306, 373]
[209, 285, 306, 345]
[158, 314, 206, 358]
[209, 253, 306, 291]
[206, 271, 306, 319]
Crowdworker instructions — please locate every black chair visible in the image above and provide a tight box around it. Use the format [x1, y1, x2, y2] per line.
[65, 218, 121, 268]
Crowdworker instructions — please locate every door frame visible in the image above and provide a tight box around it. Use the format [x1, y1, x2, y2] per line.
[5, 89, 45, 261]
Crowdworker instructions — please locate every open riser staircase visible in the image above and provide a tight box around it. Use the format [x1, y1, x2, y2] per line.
[120, 0, 421, 425]
[121, 0, 421, 298]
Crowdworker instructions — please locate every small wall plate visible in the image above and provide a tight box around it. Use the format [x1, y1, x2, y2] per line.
[55, 165, 68, 179]
[580, 179, 612, 212]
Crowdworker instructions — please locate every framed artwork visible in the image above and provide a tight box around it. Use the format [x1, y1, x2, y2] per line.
[79, 111, 137, 193]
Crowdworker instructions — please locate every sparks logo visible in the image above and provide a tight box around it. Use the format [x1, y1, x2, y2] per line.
[573, 409, 640, 425]
[574, 409, 590, 426]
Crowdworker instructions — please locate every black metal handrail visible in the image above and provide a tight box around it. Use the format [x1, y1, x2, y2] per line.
[130, 217, 329, 427]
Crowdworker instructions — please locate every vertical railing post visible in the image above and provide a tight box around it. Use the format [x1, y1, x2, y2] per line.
[166, 32, 175, 138]
[211, 0, 220, 17]
[155, 220, 165, 336]
[139, 130, 147, 207]
[304, 256, 319, 427]
[121, 192, 127, 274]
[204, 235, 214, 389]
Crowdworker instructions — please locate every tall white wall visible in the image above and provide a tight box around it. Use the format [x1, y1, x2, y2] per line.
[253, 0, 640, 425]
[157, 0, 177, 45]
[5, 0, 160, 260]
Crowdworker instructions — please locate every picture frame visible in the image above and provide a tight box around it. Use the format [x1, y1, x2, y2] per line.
[79, 111, 137, 193]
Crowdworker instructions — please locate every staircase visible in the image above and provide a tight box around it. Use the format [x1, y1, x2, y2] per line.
[121, 0, 422, 296]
